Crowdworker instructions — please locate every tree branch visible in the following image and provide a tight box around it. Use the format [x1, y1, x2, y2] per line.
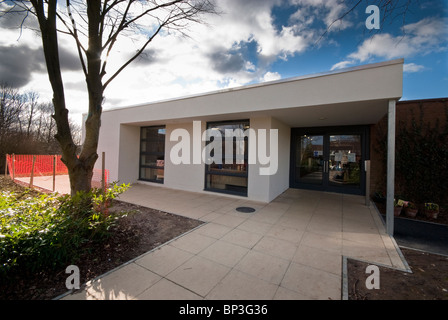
[63, 0, 88, 78]
[103, 22, 165, 90]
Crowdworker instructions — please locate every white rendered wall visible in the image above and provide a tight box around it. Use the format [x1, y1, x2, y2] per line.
[164, 122, 206, 193]
[247, 117, 272, 202]
[268, 117, 291, 202]
[247, 117, 290, 203]
[96, 115, 288, 203]
[96, 111, 120, 183]
[117, 124, 140, 184]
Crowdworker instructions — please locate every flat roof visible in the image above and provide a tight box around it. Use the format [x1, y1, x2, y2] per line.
[102, 58, 404, 114]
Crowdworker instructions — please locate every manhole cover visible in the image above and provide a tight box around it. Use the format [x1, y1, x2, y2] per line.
[236, 207, 256, 213]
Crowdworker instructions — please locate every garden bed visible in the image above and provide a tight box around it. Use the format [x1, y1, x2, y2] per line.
[0, 176, 203, 300]
[348, 248, 448, 300]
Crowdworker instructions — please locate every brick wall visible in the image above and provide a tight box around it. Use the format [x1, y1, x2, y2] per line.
[369, 97, 448, 196]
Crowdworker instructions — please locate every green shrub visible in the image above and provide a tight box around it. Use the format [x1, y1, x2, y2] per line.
[0, 183, 130, 278]
[375, 104, 448, 206]
[395, 111, 448, 205]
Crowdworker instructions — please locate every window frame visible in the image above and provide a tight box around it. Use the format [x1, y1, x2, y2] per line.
[204, 119, 250, 197]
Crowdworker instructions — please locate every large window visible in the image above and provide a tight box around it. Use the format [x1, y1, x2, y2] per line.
[140, 126, 166, 183]
[205, 120, 249, 196]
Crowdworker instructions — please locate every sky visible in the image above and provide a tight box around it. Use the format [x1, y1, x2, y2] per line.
[0, 0, 447, 126]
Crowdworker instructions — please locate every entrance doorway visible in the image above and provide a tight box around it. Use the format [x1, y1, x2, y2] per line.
[290, 126, 369, 195]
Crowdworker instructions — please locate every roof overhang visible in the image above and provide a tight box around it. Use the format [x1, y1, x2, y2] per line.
[101, 59, 403, 128]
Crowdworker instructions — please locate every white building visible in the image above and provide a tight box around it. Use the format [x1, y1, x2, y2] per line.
[93, 59, 402, 211]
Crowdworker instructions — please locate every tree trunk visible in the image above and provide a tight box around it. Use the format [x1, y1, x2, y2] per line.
[69, 0, 104, 195]
[31, 0, 95, 196]
[68, 161, 94, 195]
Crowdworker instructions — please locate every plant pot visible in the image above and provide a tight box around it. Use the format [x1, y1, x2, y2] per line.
[394, 206, 402, 217]
[425, 209, 439, 219]
[405, 207, 418, 218]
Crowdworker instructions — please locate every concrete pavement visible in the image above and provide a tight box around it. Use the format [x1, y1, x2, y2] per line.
[58, 184, 409, 300]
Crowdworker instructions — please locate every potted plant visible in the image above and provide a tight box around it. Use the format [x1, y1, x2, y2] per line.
[394, 199, 403, 217]
[405, 201, 418, 218]
[424, 203, 439, 219]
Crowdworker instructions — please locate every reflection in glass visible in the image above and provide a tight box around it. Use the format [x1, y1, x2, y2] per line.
[206, 174, 248, 194]
[140, 126, 165, 183]
[297, 135, 324, 185]
[329, 135, 361, 187]
[205, 120, 249, 196]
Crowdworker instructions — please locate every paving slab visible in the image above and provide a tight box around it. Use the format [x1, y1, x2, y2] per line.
[59, 184, 409, 300]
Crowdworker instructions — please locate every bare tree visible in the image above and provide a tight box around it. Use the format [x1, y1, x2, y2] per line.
[0, 84, 22, 148]
[0, 83, 23, 172]
[37, 102, 57, 144]
[23, 91, 40, 138]
[1, 0, 216, 195]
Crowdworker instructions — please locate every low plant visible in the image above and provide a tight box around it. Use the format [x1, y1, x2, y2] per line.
[0, 183, 130, 278]
[406, 201, 417, 210]
[394, 199, 405, 207]
[424, 203, 439, 211]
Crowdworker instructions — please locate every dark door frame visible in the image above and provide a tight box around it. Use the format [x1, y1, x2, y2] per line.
[290, 125, 370, 195]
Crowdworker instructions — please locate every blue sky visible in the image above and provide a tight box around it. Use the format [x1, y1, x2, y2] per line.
[266, 1, 448, 101]
[0, 0, 447, 123]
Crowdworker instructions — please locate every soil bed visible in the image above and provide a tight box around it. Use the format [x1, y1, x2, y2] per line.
[0, 177, 203, 300]
[347, 248, 448, 300]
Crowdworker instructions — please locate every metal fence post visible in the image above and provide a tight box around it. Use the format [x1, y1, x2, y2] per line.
[365, 160, 371, 207]
[4, 154, 8, 177]
[30, 155, 36, 188]
[12, 153, 15, 181]
[53, 155, 56, 192]
[101, 152, 105, 193]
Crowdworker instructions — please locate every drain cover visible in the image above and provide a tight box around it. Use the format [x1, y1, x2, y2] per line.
[236, 207, 256, 213]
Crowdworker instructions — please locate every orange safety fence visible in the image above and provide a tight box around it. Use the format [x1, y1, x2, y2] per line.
[6, 154, 67, 177]
[91, 168, 110, 189]
[5, 154, 109, 191]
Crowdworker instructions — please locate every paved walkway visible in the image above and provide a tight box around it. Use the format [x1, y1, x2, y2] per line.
[60, 184, 407, 300]
[16, 175, 71, 195]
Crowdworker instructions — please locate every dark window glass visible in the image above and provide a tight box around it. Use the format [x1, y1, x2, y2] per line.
[140, 126, 165, 183]
[205, 120, 249, 196]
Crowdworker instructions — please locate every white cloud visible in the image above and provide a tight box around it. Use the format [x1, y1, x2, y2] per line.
[330, 60, 354, 70]
[262, 71, 282, 82]
[347, 17, 448, 62]
[95, 0, 322, 110]
[290, 0, 353, 31]
[403, 63, 425, 73]
[8, 1, 445, 128]
[328, 16, 448, 82]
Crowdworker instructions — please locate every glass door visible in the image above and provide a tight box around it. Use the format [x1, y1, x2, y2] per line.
[328, 135, 362, 189]
[294, 135, 325, 187]
[291, 127, 368, 195]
